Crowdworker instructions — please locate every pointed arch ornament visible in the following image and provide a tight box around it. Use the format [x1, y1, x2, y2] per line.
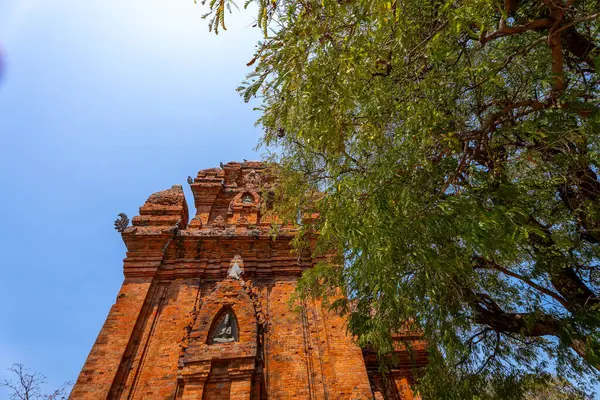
[176, 257, 269, 399]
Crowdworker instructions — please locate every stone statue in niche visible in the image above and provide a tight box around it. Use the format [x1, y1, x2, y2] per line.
[242, 193, 254, 204]
[211, 312, 238, 343]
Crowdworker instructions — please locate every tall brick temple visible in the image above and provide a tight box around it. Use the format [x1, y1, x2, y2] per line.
[71, 161, 427, 399]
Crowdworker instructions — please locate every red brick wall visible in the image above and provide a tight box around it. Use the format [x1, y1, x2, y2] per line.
[204, 362, 232, 400]
[117, 279, 201, 399]
[70, 277, 153, 399]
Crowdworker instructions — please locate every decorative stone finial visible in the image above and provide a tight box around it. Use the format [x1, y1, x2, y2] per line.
[114, 213, 129, 233]
[228, 262, 243, 280]
[227, 255, 244, 279]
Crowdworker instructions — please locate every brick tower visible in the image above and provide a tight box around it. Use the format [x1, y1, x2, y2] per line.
[71, 161, 426, 399]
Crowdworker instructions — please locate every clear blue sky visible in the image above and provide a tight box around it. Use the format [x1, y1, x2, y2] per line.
[0, 0, 262, 394]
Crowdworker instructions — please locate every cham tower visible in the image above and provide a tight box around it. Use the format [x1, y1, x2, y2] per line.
[71, 161, 427, 399]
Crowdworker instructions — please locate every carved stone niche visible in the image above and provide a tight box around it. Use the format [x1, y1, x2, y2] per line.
[176, 279, 260, 400]
[227, 191, 260, 226]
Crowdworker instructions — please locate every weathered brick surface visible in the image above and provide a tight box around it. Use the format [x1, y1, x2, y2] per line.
[70, 278, 154, 399]
[118, 279, 200, 399]
[71, 162, 426, 399]
[264, 280, 312, 398]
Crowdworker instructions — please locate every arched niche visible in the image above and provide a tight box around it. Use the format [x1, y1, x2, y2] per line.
[241, 192, 255, 204]
[208, 308, 239, 344]
[230, 191, 260, 208]
[177, 279, 261, 400]
[227, 191, 260, 226]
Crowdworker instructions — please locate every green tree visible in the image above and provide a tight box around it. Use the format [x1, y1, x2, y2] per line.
[202, 0, 600, 397]
[523, 374, 590, 399]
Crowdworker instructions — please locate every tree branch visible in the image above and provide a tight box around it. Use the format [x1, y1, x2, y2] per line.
[480, 17, 553, 45]
[472, 256, 570, 309]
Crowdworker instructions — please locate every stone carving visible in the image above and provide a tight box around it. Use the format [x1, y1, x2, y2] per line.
[187, 176, 193, 184]
[211, 312, 237, 343]
[114, 213, 129, 232]
[228, 261, 243, 280]
[244, 170, 261, 189]
[242, 193, 254, 204]
[212, 215, 225, 228]
[228, 255, 244, 280]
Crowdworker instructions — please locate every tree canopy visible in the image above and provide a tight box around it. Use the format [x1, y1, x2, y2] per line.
[201, 0, 600, 397]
